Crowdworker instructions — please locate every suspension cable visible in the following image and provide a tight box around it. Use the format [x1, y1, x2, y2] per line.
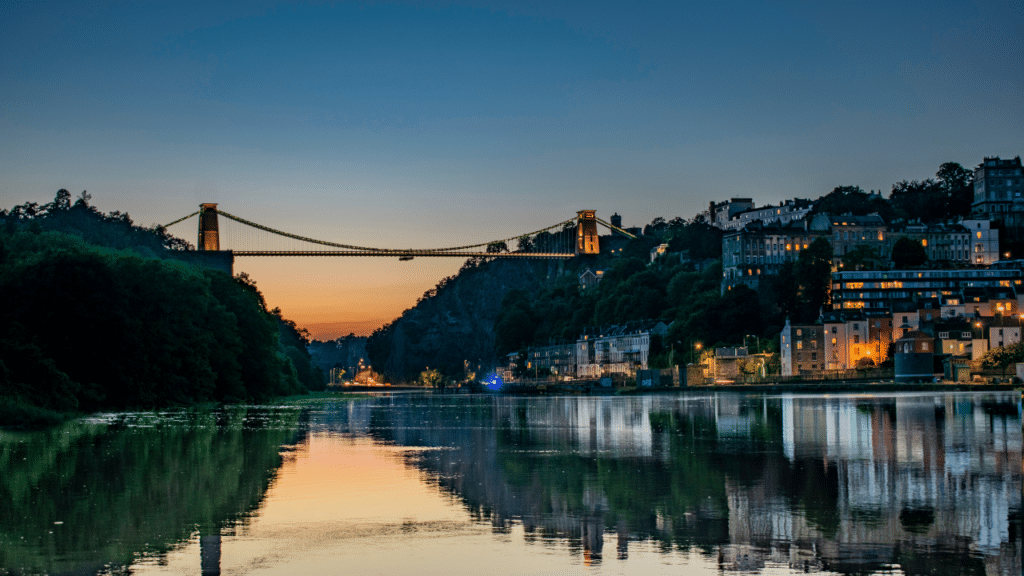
[216, 209, 578, 254]
[161, 211, 199, 228]
[594, 217, 637, 239]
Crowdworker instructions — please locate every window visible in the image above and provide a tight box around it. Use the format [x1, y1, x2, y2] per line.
[853, 335, 860, 344]
[796, 329, 802, 336]
[922, 342, 929, 351]
[831, 337, 837, 345]
[962, 331, 971, 338]
[797, 342, 803, 350]
[811, 341, 817, 349]
[811, 352, 816, 360]
[831, 327, 837, 334]
[939, 332, 949, 339]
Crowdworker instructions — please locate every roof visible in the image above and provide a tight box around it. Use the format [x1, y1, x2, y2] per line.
[896, 330, 933, 342]
[829, 213, 886, 227]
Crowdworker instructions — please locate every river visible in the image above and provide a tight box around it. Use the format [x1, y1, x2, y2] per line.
[1, 391, 1020, 575]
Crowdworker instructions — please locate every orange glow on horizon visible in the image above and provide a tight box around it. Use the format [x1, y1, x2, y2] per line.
[235, 256, 464, 340]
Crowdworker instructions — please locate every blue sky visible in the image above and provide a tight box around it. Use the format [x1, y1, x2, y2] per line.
[2, 0, 1022, 337]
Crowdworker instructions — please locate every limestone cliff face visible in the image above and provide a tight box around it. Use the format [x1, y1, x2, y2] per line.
[368, 258, 557, 383]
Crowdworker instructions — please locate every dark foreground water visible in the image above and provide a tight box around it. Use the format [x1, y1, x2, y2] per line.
[1, 392, 1020, 575]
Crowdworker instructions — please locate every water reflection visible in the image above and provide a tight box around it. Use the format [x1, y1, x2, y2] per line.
[1, 393, 1019, 575]
[344, 392, 1022, 575]
[0, 406, 303, 575]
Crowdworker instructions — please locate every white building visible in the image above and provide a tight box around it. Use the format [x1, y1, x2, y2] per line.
[576, 322, 669, 378]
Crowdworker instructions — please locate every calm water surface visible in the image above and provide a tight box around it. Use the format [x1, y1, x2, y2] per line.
[1, 392, 1020, 575]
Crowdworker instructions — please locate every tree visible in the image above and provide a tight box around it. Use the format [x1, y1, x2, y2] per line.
[936, 162, 974, 220]
[891, 237, 928, 268]
[812, 186, 891, 221]
[794, 238, 833, 322]
[980, 341, 1024, 378]
[890, 179, 943, 223]
[417, 368, 445, 388]
[841, 244, 882, 271]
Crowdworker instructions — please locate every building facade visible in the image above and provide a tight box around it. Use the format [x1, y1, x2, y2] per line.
[576, 322, 669, 378]
[972, 156, 1024, 225]
[780, 319, 827, 376]
[831, 268, 1023, 314]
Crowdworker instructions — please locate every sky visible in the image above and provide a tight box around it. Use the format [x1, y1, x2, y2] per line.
[2, 0, 1022, 338]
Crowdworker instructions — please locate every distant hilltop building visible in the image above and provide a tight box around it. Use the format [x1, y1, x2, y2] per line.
[703, 198, 813, 231]
[706, 198, 753, 227]
[972, 156, 1024, 224]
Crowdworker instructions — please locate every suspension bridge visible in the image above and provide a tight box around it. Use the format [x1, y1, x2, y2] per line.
[163, 205, 635, 268]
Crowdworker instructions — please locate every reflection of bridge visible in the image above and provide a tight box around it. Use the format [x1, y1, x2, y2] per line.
[164, 204, 634, 264]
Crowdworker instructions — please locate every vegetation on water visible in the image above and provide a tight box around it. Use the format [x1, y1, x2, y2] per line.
[0, 191, 324, 426]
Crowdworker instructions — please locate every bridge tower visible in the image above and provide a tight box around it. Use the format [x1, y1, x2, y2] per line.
[198, 203, 220, 251]
[576, 210, 599, 255]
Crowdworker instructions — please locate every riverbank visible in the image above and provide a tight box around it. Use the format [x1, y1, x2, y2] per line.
[622, 382, 1023, 395]
[497, 379, 1022, 396]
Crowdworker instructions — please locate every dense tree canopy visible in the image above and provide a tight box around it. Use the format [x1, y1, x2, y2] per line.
[891, 236, 928, 268]
[811, 186, 891, 221]
[889, 162, 974, 223]
[0, 192, 322, 425]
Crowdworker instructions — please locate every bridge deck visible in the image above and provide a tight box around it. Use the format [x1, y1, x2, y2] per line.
[232, 250, 575, 258]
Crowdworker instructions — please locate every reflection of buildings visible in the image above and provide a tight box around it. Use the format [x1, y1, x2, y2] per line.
[774, 393, 1022, 574]
[341, 393, 1022, 574]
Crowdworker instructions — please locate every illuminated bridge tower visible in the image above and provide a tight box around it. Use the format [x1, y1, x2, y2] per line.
[185, 203, 233, 275]
[198, 203, 221, 251]
[576, 210, 600, 255]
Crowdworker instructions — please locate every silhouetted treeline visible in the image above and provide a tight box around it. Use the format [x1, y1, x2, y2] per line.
[0, 191, 323, 425]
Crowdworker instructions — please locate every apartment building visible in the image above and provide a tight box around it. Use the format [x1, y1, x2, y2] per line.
[576, 321, 669, 378]
[780, 319, 827, 376]
[721, 220, 825, 289]
[972, 156, 1024, 225]
[715, 198, 813, 231]
[831, 268, 1023, 314]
